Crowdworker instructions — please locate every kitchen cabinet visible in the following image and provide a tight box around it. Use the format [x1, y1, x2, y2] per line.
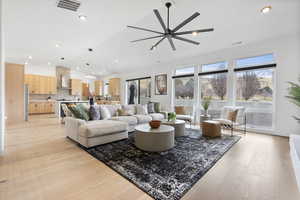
[109, 78, 120, 96]
[70, 79, 82, 95]
[94, 80, 103, 96]
[82, 83, 90, 97]
[29, 102, 55, 114]
[25, 74, 57, 94]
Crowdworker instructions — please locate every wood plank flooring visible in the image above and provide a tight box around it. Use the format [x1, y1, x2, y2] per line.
[0, 115, 299, 200]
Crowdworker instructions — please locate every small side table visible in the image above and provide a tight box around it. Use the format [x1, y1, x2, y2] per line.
[162, 120, 186, 137]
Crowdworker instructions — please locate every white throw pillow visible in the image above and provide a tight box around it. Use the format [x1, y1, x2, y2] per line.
[136, 104, 148, 115]
[122, 105, 136, 116]
[100, 106, 112, 119]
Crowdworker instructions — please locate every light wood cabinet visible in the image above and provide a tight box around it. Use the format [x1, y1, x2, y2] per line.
[25, 74, 57, 94]
[82, 83, 90, 97]
[70, 79, 82, 96]
[109, 78, 120, 96]
[29, 102, 55, 114]
[94, 80, 103, 96]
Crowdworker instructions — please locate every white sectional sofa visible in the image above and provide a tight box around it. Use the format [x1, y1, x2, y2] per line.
[65, 104, 166, 148]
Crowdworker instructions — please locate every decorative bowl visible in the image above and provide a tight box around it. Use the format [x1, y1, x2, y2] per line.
[149, 120, 161, 129]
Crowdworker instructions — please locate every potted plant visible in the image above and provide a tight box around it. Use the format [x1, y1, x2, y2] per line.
[168, 112, 176, 121]
[202, 96, 212, 116]
[286, 76, 300, 123]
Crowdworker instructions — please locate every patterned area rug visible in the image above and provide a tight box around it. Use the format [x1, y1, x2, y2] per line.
[86, 129, 240, 200]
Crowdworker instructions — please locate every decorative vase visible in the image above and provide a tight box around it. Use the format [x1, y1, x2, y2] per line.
[204, 109, 208, 116]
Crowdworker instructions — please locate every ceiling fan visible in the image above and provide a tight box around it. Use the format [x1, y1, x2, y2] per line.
[127, 2, 214, 51]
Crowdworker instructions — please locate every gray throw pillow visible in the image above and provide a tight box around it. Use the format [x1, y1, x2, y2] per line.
[89, 105, 101, 120]
[147, 102, 155, 113]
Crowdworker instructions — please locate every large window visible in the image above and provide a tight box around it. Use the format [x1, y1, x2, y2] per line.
[235, 54, 275, 130]
[173, 67, 195, 107]
[199, 62, 228, 117]
[126, 77, 151, 104]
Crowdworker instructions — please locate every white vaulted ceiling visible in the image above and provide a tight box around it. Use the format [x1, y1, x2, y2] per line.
[3, 0, 300, 76]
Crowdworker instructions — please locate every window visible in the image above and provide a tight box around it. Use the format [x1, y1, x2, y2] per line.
[175, 67, 194, 75]
[173, 67, 195, 107]
[201, 61, 227, 72]
[139, 78, 151, 104]
[235, 54, 276, 130]
[236, 54, 275, 68]
[200, 73, 227, 100]
[174, 77, 194, 100]
[126, 77, 151, 104]
[198, 62, 228, 118]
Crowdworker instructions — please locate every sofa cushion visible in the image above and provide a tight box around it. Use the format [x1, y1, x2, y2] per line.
[79, 120, 128, 138]
[110, 116, 138, 126]
[100, 106, 112, 119]
[136, 104, 148, 115]
[149, 113, 165, 120]
[104, 104, 122, 117]
[122, 105, 136, 115]
[89, 105, 101, 120]
[134, 114, 152, 124]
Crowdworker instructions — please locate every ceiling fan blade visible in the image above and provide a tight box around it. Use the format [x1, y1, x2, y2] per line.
[173, 35, 200, 45]
[153, 9, 167, 32]
[150, 36, 166, 50]
[167, 37, 176, 51]
[174, 28, 214, 36]
[127, 25, 163, 34]
[172, 12, 200, 33]
[131, 35, 164, 43]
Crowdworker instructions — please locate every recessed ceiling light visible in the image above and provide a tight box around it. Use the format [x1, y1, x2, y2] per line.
[192, 31, 198, 36]
[48, 62, 51, 65]
[261, 6, 272, 14]
[78, 15, 87, 21]
[55, 44, 61, 48]
[25, 62, 28, 65]
[28, 56, 32, 59]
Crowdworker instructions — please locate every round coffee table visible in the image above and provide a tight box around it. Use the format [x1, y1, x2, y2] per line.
[162, 120, 186, 137]
[134, 124, 175, 152]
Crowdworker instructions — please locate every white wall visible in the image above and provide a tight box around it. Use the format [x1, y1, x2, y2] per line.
[115, 33, 300, 137]
[0, 0, 4, 154]
[25, 64, 56, 76]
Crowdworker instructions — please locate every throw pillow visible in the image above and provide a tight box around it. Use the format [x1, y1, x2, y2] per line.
[77, 103, 89, 113]
[154, 102, 161, 113]
[136, 104, 148, 115]
[122, 105, 136, 115]
[68, 104, 90, 121]
[100, 106, 112, 119]
[147, 102, 155, 113]
[89, 105, 101, 120]
[117, 108, 130, 116]
[227, 110, 238, 122]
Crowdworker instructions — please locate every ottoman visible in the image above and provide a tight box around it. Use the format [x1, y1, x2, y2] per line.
[202, 120, 221, 137]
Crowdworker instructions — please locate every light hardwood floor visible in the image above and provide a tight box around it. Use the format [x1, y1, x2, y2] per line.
[0, 115, 299, 200]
